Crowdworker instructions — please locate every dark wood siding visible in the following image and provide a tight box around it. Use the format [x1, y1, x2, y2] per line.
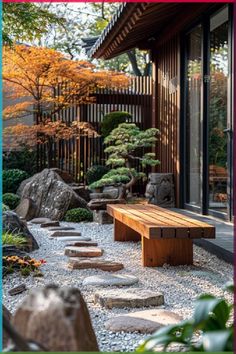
[152, 35, 181, 206]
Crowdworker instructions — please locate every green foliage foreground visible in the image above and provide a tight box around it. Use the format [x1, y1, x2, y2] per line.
[137, 282, 233, 352]
[89, 123, 160, 198]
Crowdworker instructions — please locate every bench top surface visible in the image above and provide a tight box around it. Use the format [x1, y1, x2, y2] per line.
[107, 204, 215, 239]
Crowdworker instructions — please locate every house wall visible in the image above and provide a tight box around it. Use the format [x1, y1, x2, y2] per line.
[152, 35, 181, 206]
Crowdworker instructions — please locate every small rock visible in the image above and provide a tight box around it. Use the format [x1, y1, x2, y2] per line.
[30, 218, 52, 225]
[41, 221, 60, 228]
[65, 246, 103, 257]
[94, 289, 164, 309]
[68, 258, 124, 271]
[8, 284, 27, 296]
[83, 274, 139, 287]
[105, 309, 182, 333]
[50, 231, 82, 237]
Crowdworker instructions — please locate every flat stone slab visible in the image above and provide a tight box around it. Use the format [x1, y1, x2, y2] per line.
[94, 289, 164, 309]
[105, 309, 182, 333]
[52, 236, 91, 242]
[66, 241, 98, 247]
[83, 274, 139, 287]
[30, 218, 52, 224]
[41, 221, 60, 228]
[68, 258, 124, 271]
[50, 231, 81, 237]
[65, 246, 103, 257]
[48, 226, 75, 231]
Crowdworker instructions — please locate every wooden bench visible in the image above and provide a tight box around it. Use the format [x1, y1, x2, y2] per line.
[107, 204, 215, 267]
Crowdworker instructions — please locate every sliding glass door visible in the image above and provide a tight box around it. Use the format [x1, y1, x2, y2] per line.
[186, 25, 203, 208]
[208, 7, 230, 215]
[184, 5, 233, 220]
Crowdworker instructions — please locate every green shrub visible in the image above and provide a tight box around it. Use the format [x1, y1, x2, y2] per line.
[3, 147, 37, 176]
[101, 111, 132, 137]
[3, 193, 20, 210]
[3, 169, 29, 194]
[2, 231, 26, 247]
[137, 282, 233, 352]
[64, 208, 93, 222]
[86, 165, 109, 185]
[2, 203, 9, 212]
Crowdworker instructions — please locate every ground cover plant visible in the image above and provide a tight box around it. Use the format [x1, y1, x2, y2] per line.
[64, 208, 93, 222]
[89, 123, 160, 198]
[3, 255, 46, 277]
[2, 232, 27, 248]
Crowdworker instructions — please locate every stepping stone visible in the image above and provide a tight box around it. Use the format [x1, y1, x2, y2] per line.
[68, 258, 124, 271]
[30, 218, 51, 224]
[66, 241, 98, 247]
[48, 226, 75, 231]
[94, 289, 164, 309]
[52, 236, 92, 242]
[82, 274, 139, 287]
[105, 309, 182, 334]
[41, 221, 60, 228]
[50, 231, 81, 237]
[8, 284, 27, 296]
[65, 246, 103, 258]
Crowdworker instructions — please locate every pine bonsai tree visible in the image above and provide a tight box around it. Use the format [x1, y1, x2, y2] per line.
[89, 123, 160, 199]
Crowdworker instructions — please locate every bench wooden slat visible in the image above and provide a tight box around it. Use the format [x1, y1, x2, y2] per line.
[152, 206, 215, 238]
[107, 204, 215, 239]
[127, 204, 203, 238]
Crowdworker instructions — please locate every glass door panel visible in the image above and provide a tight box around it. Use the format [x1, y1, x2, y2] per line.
[209, 7, 229, 213]
[186, 25, 203, 207]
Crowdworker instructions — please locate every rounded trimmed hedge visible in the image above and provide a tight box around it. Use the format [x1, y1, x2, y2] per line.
[64, 208, 93, 223]
[3, 169, 29, 194]
[2, 203, 10, 212]
[3, 193, 21, 210]
[101, 111, 132, 137]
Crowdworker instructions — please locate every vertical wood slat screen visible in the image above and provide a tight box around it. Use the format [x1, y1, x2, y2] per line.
[155, 35, 180, 205]
[37, 76, 153, 192]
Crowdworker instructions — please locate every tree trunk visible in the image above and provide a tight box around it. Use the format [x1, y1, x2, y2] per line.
[127, 50, 142, 77]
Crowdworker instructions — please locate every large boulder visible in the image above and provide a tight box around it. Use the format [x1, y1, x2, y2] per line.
[17, 168, 75, 196]
[20, 169, 89, 221]
[12, 285, 99, 352]
[2, 211, 39, 251]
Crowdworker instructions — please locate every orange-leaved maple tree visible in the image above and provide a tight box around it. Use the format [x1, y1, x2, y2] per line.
[3, 44, 129, 167]
[3, 44, 129, 119]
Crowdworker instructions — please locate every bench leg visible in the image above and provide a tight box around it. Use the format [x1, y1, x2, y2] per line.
[142, 237, 193, 267]
[114, 219, 141, 242]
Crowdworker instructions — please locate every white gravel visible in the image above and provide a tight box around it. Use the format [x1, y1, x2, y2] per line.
[3, 221, 233, 352]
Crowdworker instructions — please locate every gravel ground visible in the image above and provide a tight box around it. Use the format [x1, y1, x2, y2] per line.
[3, 221, 233, 352]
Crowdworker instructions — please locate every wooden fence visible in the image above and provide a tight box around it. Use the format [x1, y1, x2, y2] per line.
[37, 76, 153, 192]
